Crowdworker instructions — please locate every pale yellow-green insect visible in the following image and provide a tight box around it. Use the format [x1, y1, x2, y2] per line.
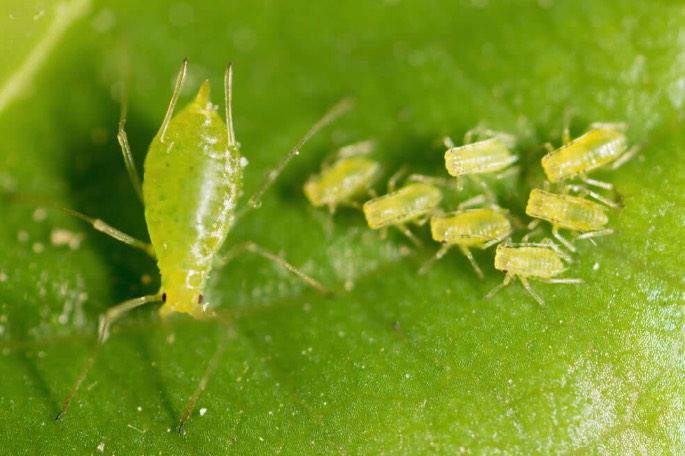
[303, 140, 381, 213]
[54, 60, 351, 432]
[541, 123, 638, 190]
[525, 188, 612, 252]
[443, 128, 518, 196]
[362, 182, 442, 246]
[485, 240, 583, 306]
[422, 207, 512, 278]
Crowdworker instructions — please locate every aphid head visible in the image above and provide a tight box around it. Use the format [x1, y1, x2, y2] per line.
[159, 287, 211, 320]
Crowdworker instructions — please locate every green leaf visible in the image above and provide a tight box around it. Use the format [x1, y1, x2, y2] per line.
[2, 1, 684, 453]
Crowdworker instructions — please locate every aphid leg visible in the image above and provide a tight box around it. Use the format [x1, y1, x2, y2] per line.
[443, 136, 456, 149]
[406, 174, 452, 187]
[566, 184, 621, 208]
[551, 226, 576, 253]
[56, 293, 163, 420]
[575, 228, 614, 241]
[495, 165, 520, 181]
[539, 277, 584, 284]
[387, 165, 409, 192]
[457, 194, 487, 209]
[418, 243, 451, 275]
[178, 329, 231, 433]
[482, 229, 513, 249]
[237, 97, 353, 219]
[579, 173, 613, 191]
[484, 274, 513, 300]
[544, 142, 555, 154]
[458, 245, 484, 279]
[215, 241, 330, 295]
[589, 121, 628, 132]
[611, 144, 640, 170]
[522, 220, 542, 242]
[518, 277, 545, 307]
[468, 175, 496, 204]
[394, 223, 422, 247]
[159, 59, 189, 142]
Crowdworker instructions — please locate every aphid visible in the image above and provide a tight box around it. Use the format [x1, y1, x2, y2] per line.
[443, 128, 518, 195]
[541, 123, 639, 190]
[54, 60, 351, 432]
[485, 240, 583, 306]
[362, 182, 442, 246]
[303, 140, 381, 213]
[422, 207, 512, 278]
[525, 188, 612, 252]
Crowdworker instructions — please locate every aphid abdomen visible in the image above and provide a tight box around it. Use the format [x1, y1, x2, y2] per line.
[363, 183, 441, 229]
[432, 209, 510, 247]
[526, 189, 608, 232]
[494, 245, 565, 278]
[304, 157, 380, 207]
[143, 82, 241, 317]
[542, 128, 626, 182]
[445, 138, 514, 176]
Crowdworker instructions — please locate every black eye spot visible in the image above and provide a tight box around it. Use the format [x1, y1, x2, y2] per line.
[198, 294, 203, 304]
[162, 293, 167, 303]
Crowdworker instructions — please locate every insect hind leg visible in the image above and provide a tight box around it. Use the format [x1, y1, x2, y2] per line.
[56, 293, 163, 420]
[215, 241, 330, 295]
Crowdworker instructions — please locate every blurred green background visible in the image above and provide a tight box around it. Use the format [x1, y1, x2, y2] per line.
[1, 0, 684, 453]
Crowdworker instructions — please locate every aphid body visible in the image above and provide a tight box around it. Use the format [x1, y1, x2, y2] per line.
[485, 241, 583, 306]
[426, 208, 511, 278]
[55, 60, 350, 431]
[303, 143, 381, 213]
[145, 81, 240, 319]
[541, 125, 636, 185]
[363, 183, 442, 229]
[444, 132, 517, 178]
[363, 183, 442, 245]
[525, 188, 611, 252]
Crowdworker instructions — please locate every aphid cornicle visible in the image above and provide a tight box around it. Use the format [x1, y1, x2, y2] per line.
[54, 60, 351, 431]
[303, 140, 381, 213]
[423, 207, 512, 278]
[362, 182, 442, 246]
[484, 240, 583, 306]
[525, 188, 612, 252]
[541, 124, 638, 190]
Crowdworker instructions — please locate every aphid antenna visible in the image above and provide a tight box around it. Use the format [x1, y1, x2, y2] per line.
[159, 58, 189, 142]
[235, 96, 354, 222]
[116, 67, 144, 203]
[387, 165, 410, 192]
[224, 62, 237, 147]
[610, 144, 640, 170]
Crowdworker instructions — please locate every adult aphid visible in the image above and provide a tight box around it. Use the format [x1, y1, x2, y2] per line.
[53, 60, 351, 432]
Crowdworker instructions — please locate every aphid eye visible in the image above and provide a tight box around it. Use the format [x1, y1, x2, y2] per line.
[198, 294, 203, 304]
[502, 269, 508, 273]
[162, 293, 167, 303]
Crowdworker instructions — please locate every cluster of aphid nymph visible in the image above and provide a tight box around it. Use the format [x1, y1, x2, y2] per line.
[304, 123, 638, 306]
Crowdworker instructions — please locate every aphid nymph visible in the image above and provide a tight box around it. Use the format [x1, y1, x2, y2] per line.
[303, 139, 381, 213]
[54, 60, 350, 432]
[484, 240, 583, 306]
[525, 188, 612, 252]
[362, 182, 442, 246]
[443, 128, 518, 196]
[423, 207, 512, 278]
[541, 123, 639, 190]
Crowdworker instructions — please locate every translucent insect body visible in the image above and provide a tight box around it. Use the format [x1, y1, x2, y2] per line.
[425, 208, 512, 278]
